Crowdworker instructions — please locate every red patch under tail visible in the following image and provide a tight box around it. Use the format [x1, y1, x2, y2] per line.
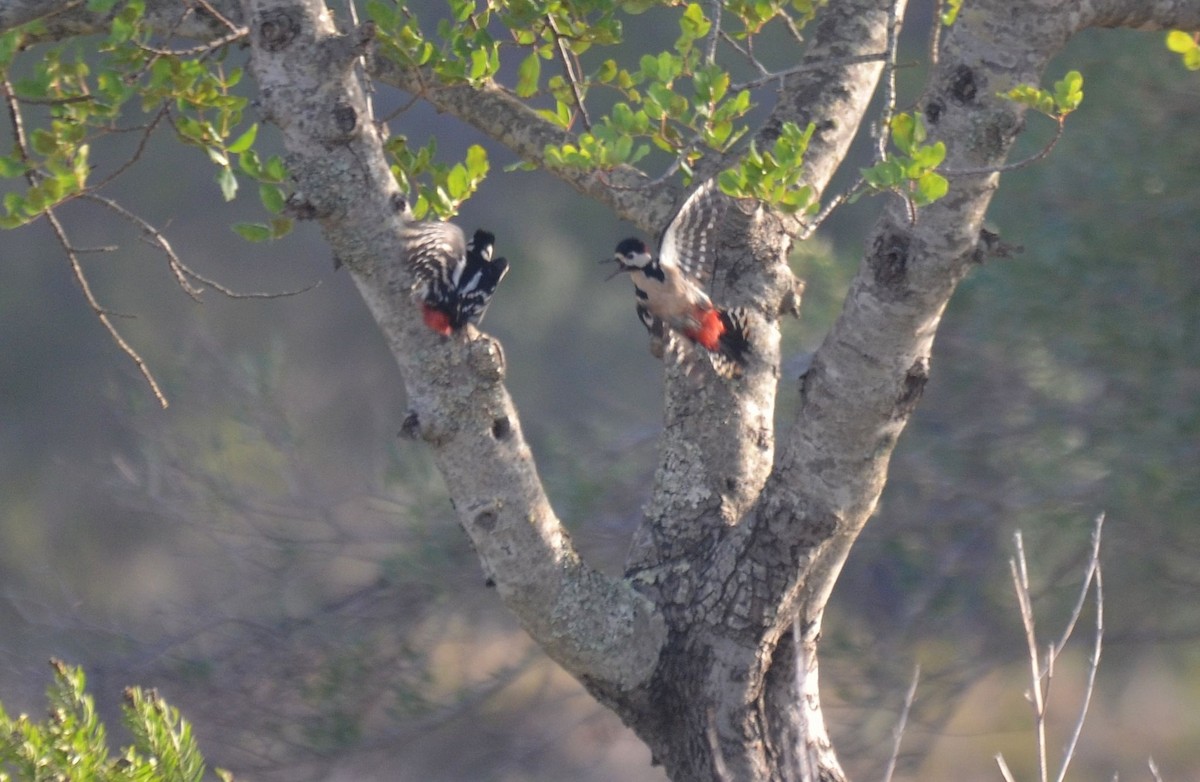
[422, 305, 453, 336]
[687, 307, 726, 352]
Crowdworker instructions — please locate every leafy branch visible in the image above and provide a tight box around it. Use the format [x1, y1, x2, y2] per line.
[0, 659, 232, 782]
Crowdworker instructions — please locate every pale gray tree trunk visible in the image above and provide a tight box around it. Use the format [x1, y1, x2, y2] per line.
[7, 0, 1200, 779]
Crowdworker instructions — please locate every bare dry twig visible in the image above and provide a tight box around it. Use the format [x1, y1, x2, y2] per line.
[995, 513, 1106, 782]
[881, 664, 921, 782]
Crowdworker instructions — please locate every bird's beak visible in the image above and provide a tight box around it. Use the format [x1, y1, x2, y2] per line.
[600, 256, 632, 281]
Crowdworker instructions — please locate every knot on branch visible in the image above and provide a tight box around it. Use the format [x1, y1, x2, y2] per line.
[283, 191, 323, 221]
[973, 227, 1023, 264]
[948, 64, 977, 105]
[869, 224, 912, 291]
[892, 358, 929, 421]
[332, 100, 359, 137]
[780, 277, 806, 319]
[256, 9, 301, 52]
[467, 333, 506, 382]
[397, 407, 458, 446]
[320, 22, 377, 72]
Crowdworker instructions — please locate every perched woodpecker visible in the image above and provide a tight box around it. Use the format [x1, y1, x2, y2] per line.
[604, 180, 751, 378]
[402, 218, 509, 336]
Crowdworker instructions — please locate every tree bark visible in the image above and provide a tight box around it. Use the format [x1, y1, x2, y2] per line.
[7, 0, 1200, 778]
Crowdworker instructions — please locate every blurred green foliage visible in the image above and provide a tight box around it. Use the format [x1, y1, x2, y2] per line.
[0, 660, 228, 782]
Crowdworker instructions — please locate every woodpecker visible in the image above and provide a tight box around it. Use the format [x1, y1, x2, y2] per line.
[402, 219, 509, 336]
[604, 180, 751, 378]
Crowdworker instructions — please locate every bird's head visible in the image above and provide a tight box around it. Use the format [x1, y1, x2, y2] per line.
[469, 229, 496, 261]
[602, 238, 653, 279]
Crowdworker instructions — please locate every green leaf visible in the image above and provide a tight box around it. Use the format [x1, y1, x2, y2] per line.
[941, 0, 962, 25]
[30, 129, 57, 156]
[516, 52, 541, 97]
[679, 3, 712, 40]
[717, 168, 745, 195]
[0, 155, 26, 178]
[1052, 70, 1083, 113]
[264, 155, 287, 182]
[259, 183, 285, 214]
[469, 48, 490, 80]
[914, 171, 949, 205]
[597, 59, 618, 83]
[227, 123, 258, 153]
[464, 144, 488, 177]
[233, 222, 273, 242]
[365, 0, 397, 28]
[216, 165, 238, 201]
[446, 163, 468, 199]
[238, 149, 263, 178]
[910, 141, 946, 170]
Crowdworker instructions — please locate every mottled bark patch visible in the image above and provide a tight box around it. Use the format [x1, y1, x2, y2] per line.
[256, 9, 300, 51]
[892, 358, 929, 419]
[869, 226, 912, 290]
[473, 509, 498, 531]
[925, 98, 944, 125]
[948, 64, 977, 104]
[399, 411, 421, 440]
[332, 100, 358, 135]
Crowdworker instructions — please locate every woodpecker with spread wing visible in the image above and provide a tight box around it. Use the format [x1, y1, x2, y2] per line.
[402, 214, 509, 336]
[604, 180, 752, 379]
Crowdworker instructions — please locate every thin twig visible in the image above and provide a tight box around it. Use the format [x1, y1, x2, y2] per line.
[1011, 530, 1050, 782]
[1053, 514, 1105, 782]
[1053, 513, 1104, 655]
[87, 103, 170, 193]
[943, 116, 1065, 177]
[131, 26, 248, 58]
[718, 31, 769, 76]
[881, 664, 920, 782]
[81, 193, 320, 300]
[705, 0, 722, 64]
[730, 51, 888, 93]
[799, 178, 865, 240]
[996, 754, 1019, 782]
[929, 0, 944, 68]
[780, 12, 806, 46]
[345, 0, 376, 126]
[875, 0, 903, 164]
[545, 13, 591, 131]
[4, 80, 169, 405]
[47, 208, 171, 407]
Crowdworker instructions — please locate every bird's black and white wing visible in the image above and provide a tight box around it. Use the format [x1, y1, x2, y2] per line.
[402, 220, 468, 291]
[459, 229, 509, 326]
[657, 178, 726, 285]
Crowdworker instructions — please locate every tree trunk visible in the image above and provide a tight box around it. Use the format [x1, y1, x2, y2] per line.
[11, 0, 1200, 778]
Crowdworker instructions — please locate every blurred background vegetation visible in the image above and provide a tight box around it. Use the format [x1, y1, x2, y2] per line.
[1, 4, 1198, 780]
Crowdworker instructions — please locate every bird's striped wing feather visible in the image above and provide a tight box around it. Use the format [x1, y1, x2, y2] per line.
[658, 178, 726, 285]
[402, 220, 467, 289]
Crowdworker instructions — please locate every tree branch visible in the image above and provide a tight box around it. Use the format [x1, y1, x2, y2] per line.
[242, 0, 666, 693]
[368, 59, 678, 236]
[0, 0, 80, 31]
[1082, 0, 1200, 28]
[0, 0, 244, 39]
